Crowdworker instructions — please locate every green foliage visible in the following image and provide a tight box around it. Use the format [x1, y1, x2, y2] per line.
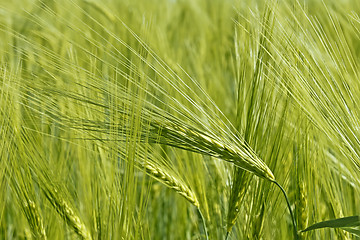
[0, 0, 359, 239]
[302, 216, 360, 238]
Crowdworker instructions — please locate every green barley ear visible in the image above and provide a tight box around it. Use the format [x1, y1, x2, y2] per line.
[0, 72, 47, 240]
[41, 187, 92, 240]
[251, 203, 265, 239]
[226, 1, 277, 237]
[11, 173, 47, 240]
[294, 120, 309, 238]
[149, 120, 275, 182]
[226, 168, 251, 235]
[10, 150, 47, 240]
[143, 160, 199, 208]
[19, 128, 92, 240]
[143, 159, 208, 239]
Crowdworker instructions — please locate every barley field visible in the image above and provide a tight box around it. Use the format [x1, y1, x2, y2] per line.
[0, 0, 360, 239]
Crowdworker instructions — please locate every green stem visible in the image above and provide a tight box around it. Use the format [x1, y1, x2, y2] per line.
[197, 208, 209, 240]
[225, 231, 230, 240]
[273, 181, 299, 240]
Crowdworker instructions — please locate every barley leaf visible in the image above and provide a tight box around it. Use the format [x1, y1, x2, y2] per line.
[302, 216, 360, 232]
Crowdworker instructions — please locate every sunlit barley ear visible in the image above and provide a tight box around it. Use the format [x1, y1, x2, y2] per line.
[143, 161, 200, 208]
[12, 178, 47, 240]
[149, 120, 275, 182]
[42, 186, 92, 240]
[23, 200, 47, 240]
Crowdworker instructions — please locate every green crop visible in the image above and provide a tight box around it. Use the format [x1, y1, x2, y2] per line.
[1, 0, 359, 239]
